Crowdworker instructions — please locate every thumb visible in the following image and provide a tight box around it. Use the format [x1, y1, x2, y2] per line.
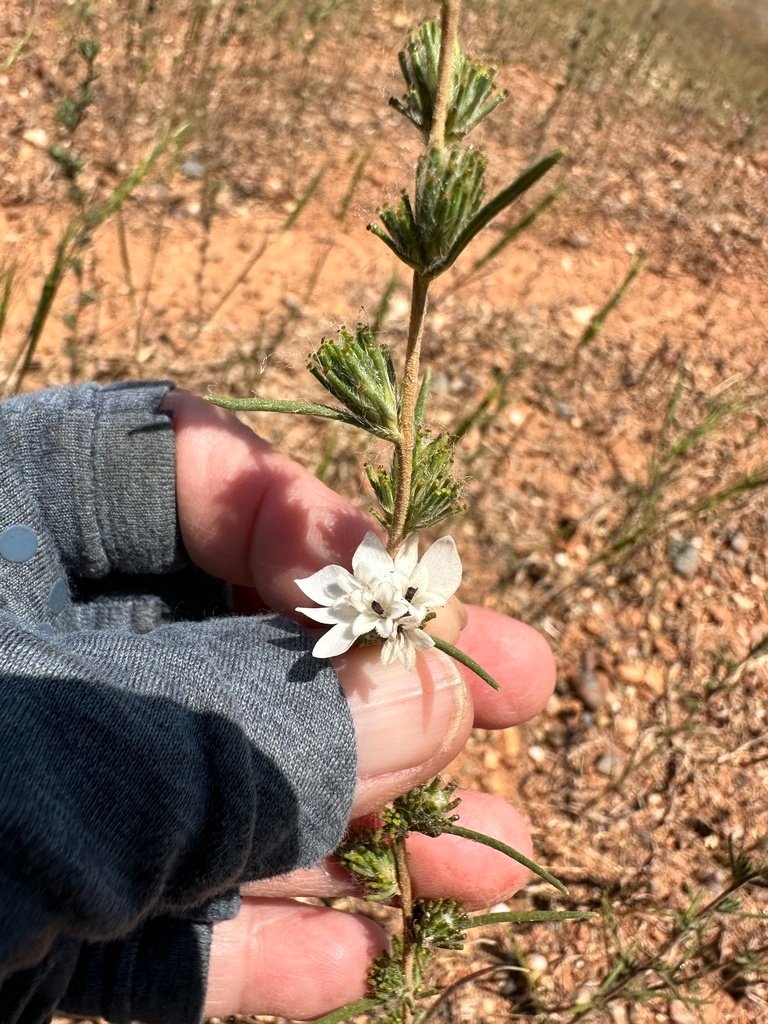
[332, 645, 474, 817]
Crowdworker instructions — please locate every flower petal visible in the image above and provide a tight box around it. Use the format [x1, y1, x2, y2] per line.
[352, 531, 394, 586]
[295, 564, 358, 604]
[353, 611, 380, 637]
[312, 621, 358, 659]
[407, 628, 435, 652]
[381, 632, 410, 669]
[296, 605, 340, 625]
[411, 536, 462, 604]
[373, 617, 399, 640]
[393, 532, 420, 577]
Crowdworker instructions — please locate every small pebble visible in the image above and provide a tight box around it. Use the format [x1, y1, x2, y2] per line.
[22, 127, 48, 148]
[180, 157, 204, 179]
[616, 662, 645, 684]
[669, 999, 699, 1024]
[527, 744, 546, 766]
[526, 952, 548, 978]
[563, 232, 591, 249]
[483, 748, 501, 771]
[595, 751, 620, 776]
[572, 659, 606, 710]
[502, 726, 521, 758]
[574, 982, 599, 1005]
[668, 537, 701, 579]
[729, 531, 749, 553]
[616, 715, 638, 744]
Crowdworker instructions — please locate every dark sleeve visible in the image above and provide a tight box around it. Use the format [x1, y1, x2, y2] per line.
[0, 380, 183, 579]
[0, 611, 355, 972]
[4, 907, 227, 1024]
[59, 896, 239, 1024]
[0, 383, 356, 1023]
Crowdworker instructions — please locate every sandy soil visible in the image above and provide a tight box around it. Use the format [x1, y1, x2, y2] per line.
[3, 2, 768, 1022]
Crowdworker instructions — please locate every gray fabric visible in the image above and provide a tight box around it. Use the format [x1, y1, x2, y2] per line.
[0, 382, 356, 1024]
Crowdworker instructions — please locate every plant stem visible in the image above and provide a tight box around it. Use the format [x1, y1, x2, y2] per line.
[388, 270, 429, 554]
[387, 0, 461, 555]
[4, 228, 76, 397]
[394, 837, 416, 1024]
[431, 635, 501, 689]
[430, 0, 461, 150]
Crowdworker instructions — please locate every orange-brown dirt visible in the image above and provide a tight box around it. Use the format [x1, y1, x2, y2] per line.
[3, 2, 768, 1022]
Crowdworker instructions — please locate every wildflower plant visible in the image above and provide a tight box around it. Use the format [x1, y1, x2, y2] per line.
[208, 2, 579, 1020]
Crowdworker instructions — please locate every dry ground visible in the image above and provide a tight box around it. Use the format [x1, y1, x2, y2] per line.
[2, 2, 768, 1022]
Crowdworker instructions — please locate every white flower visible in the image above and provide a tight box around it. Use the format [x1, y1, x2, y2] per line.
[295, 530, 462, 669]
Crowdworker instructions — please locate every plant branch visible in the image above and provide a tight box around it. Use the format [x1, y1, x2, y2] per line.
[389, 270, 429, 553]
[394, 837, 417, 1024]
[388, 1, 462, 554]
[429, 0, 461, 150]
[571, 874, 764, 1017]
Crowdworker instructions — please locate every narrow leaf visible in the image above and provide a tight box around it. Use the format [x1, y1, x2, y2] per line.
[442, 823, 568, 894]
[429, 149, 563, 277]
[205, 393, 368, 429]
[431, 635, 500, 690]
[468, 909, 594, 928]
[311, 998, 379, 1024]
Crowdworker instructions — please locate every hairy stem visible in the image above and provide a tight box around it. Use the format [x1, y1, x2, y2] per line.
[387, 0, 461, 555]
[430, 0, 461, 150]
[388, 270, 429, 554]
[394, 838, 416, 1024]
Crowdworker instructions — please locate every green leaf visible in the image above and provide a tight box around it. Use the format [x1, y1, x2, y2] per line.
[336, 829, 399, 902]
[429, 148, 564, 277]
[369, 143, 487, 273]
[309, 324, 402, 441]
[413, 897, 470, 949]
[442, 824, 568, 894]
[431, 636, 500, 691]
[310, 998, 379, 1024]
[407, 431, 464, 532]
[206, 392, 368, 428]
[390, 19, 507, 142]
[367, 429, 463, 533]
[389, 778, 461, 838]
[468, 909, 596, 928]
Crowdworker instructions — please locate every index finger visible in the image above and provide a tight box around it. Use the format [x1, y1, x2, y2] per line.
[163, 389, 371, 616]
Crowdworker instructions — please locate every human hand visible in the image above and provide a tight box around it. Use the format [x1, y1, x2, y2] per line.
[163, 390, 555, 1021]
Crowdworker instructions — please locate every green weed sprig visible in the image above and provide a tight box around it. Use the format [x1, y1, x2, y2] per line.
[208, 3, 571, 1020]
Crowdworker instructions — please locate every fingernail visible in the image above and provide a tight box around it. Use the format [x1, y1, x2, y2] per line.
[333, 647, 469, 777]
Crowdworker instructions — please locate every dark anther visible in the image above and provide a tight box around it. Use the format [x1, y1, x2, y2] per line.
[371, 600, 386, 616]
[405, 586, 417, 601]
